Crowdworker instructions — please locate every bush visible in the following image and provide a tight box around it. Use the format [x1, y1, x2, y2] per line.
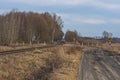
[25, 51, 64, 80]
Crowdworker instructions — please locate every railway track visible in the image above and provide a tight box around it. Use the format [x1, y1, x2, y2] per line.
[0, 45, 55, 56]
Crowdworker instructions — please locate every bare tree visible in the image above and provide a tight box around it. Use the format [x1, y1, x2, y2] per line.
[65, 30, 79, 42]
[0, 11, 64, 45]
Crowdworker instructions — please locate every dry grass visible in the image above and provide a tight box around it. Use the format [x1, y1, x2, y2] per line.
[0, 45, 82, 80]
[25, 46, 82, 80]
[0, 46, 30, 52]
[47, 46, 82, 80]
[0, 46, 13, 51]
[0, 44, 45, 52]
[102, 43, 120, 54]
[0, 52, 46, 80]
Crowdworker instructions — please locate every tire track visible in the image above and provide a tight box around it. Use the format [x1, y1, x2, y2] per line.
[78, 48, 120, 80]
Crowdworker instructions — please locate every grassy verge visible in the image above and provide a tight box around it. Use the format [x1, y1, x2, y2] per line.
[0, 45, 82, 80]
[102, 43, 120, 54]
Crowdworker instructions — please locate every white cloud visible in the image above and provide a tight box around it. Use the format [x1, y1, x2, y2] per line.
[78, 18, 106, 24]
[59, 13, 106, 24]
[58, 13, 120, 25]
[110, 19, 120, 24]
[1, 0, 120, 10]
[91, 0, 120, 10]
[2, 0, 88, 6]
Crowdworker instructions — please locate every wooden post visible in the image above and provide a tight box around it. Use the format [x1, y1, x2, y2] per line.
[22, 42, 24, 46]
[88, 42, 89, 47]
[82, 42, 84, 47]
[30, 41, 32, 46]
[16, 42, 18, 46]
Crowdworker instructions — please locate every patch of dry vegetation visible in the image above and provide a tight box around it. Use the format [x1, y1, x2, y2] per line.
[0, 44, 45, 52]
[47, 46, 82, 80]
[111, 43, 120, 54]
[0, 46, 13, 51]
[102, 43, 120, 54]
[0, 45, 82, 80]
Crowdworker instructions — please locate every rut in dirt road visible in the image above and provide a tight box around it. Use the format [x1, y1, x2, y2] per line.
[78, 48, 120, 80]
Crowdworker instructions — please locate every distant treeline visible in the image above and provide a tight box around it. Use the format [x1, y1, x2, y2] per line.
[0, 10, 64, 45]
[98, 38, 120, 43]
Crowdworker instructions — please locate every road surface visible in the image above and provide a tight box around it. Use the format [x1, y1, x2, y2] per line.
[78, 48, 120, 80]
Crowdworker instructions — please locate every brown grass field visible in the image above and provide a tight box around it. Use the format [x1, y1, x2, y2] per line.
[0, 45, 82, 80]
[0, 43, 119, 80]
[102, 43, 120, 54]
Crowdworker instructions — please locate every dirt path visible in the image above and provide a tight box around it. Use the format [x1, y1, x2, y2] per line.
[78, 48, 120, 80]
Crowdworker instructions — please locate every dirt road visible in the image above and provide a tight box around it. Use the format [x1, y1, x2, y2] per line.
[78, 48, 120, 80]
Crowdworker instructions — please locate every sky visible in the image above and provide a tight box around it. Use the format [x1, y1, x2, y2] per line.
[0, 0, 120, 37]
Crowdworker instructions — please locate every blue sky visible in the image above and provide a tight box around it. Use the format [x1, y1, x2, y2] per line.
[0, 0, 120, 37]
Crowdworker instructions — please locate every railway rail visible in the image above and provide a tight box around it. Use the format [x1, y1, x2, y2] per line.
[0, 45, 55, 56]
